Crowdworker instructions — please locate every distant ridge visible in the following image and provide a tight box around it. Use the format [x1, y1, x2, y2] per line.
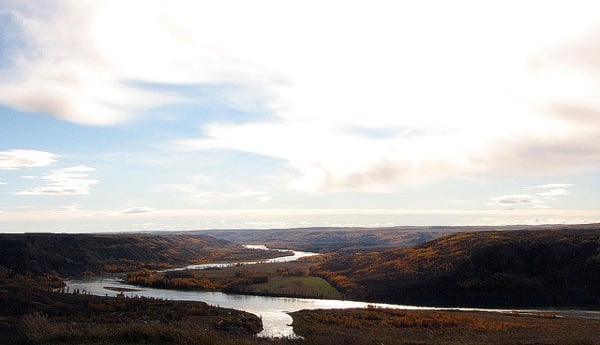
[200, 223, 600, 252]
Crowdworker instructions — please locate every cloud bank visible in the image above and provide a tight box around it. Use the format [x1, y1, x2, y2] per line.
[15, 165, 98, 196]
[493, 184, 574, 208]
[2, 1, 600, 191]
[0, 149, 55, 169]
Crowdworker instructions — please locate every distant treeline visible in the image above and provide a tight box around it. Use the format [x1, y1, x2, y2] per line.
[203, 224, 600, 252]
[203, 226, 463, 252]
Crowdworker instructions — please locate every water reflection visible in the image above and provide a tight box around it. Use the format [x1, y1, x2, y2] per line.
[69, 277, 600, 338]
[167, 246, 317, 271]
[65, 246, 600, 338]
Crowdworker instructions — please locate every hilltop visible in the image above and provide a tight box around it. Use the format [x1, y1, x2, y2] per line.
[313, 226, 600, 308]
[0, 233, 284, 276]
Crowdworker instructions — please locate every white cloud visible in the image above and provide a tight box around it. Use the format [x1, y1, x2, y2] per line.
[157, 175, 272, 204]
[493, 183, 574, 208]
[175, 121, 483, 191]
[239, 191, 272, 203]
[190, 189, 273, 204]
[122, 207, 155, 214]
[493, 194, 538, 206]
[57, 204, 82, 212]
[0, 1, 273, 125]
[531, 204, 552, 209]
[2, 207, 600, 232]
[534, 184, 573, 189]
[0, 2, 179, 126]
[538, 189, 569, 197]
[2, 1, 600, 191]
[257, 195, 272, 203]
[532, 184, 572, 197]
[167, 1, 600, 191]
[0, 149, 55, 169]
[15, 165, 98, 195]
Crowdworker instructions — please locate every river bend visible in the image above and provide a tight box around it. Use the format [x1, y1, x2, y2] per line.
[66, 247, 600, 338]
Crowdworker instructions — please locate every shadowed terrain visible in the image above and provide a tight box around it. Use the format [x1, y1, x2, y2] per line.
[1, 228, 599, 344]
[0, 233, 286, 276]
[313, 226, 600, 308]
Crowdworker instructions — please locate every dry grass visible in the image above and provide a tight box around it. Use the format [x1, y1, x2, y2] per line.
[290, 308, 600, 345]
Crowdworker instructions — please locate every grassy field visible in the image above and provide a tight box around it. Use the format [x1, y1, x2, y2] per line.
[242, 276, 343, 299]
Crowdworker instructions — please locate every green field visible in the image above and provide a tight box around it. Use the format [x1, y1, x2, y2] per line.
[244, 276, 343, 299]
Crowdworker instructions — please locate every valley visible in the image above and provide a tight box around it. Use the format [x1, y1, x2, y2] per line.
[1, 225, 599, 344]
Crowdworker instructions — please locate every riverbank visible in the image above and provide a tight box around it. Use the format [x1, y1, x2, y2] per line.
[0, 272, 264, 345]
[66, 277, 600, 340]
[12, 274, 600, 345]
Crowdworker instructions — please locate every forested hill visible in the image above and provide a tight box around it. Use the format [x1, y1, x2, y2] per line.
[0, 233, 245, 276]
[313, 227, 600, 308]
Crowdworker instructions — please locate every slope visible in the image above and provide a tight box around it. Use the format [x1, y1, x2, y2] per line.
[0, 233, 273, 276]
[313, 227, 600, 308]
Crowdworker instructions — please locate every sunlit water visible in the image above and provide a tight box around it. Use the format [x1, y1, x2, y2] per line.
[166, 245, 317, 271]
[66, 246, 600, 338]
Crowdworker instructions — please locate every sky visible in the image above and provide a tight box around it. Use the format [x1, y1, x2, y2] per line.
[1, 0, 600, 232]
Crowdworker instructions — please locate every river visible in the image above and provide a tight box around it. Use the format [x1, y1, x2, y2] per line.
[166, 245, 317, 271]
[66, 246, 600, 338]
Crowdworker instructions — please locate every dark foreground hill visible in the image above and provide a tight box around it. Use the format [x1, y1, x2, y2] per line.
[0, 233, 274, 276]
[313, 227, 600, 308]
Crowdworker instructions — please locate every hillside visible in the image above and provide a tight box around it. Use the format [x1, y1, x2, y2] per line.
[0, 270, 263, 345]
[313, 227, 600, 308]
[0, 233, 281, 276]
